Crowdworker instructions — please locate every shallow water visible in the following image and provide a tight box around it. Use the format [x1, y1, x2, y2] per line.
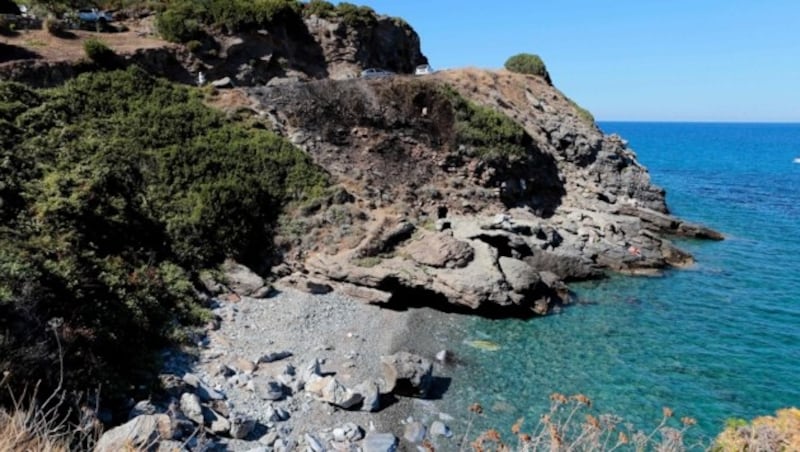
[440, 122, 800, 444]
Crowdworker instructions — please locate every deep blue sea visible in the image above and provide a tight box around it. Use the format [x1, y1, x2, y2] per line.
[441, 122, 800, 444]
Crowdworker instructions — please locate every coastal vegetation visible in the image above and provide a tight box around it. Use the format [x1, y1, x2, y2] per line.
[504, 52, 552, 84]
[154, 0, 379, 43]
[441, 85, 531, 160]
[0, 67, 328, 401]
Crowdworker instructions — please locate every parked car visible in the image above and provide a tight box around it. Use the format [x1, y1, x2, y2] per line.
[414, 64, 434, 76]
[360, 68, 394, 79]
[77, 8, 113, 24]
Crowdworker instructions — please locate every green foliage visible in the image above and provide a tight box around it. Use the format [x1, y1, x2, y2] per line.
[568, 98, 595, 125]
[504, 52, 552, 84]
[185, 39, 202, 53]
[335, 2, 376, 27]
[83, 38, 115, 64]
[302, 0, 334, 18]
[156, 0, 303, 42]
[441, 85, 530, 160]
[0, 67, 328, 400]
[155, 2, 204, 42]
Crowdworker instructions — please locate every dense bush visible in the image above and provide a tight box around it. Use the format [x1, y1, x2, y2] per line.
[156, 0, 303, 42]
[155, 0, 384, 42]
[0, 67, 328, 402]
[302, 0, 335, 18]
[335, 2, 377, 27]
[504, 52, 552, 84]
[155, 2, 204, 42]
[441, 85, 530, 160]
[83, 38, 116, 64]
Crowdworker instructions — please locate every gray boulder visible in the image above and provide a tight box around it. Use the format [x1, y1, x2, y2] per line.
[430, 420, 453, 438]
[179, 393, 203, 425]
[182, 373, 225, 402]
[362, 432, 398, 452]
[250, 379, 286, 401]
[353, 380, 381, 412]
[128, 400, 158, 420]
[221, 259, 269, 297]
[306, 375, 363, 409]
[380, 352, 433, 397]
[498, 256, 539, 293]
[332, 423, 364, 442]
[405, 233, 474, 268]
[202, 407, 230, 435]
[403, 421, 426, 443]
[229, 413, 256, 439]
[95, 414, 172, 452]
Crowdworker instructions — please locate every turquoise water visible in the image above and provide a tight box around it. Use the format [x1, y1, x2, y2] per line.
[444, 122, 800, 443]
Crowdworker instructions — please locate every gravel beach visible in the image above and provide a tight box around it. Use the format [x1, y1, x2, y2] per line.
[163, 287, 471, 451]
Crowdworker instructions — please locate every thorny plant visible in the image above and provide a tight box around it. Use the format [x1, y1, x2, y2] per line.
[464, 393, 704, 452]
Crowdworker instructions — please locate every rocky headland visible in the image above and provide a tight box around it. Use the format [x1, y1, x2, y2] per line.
[0, 3, 723, 451]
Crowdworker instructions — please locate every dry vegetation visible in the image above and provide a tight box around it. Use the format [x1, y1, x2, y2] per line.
[0, 27, 170, 64]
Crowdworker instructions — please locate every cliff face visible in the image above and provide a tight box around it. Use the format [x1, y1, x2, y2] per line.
[0, 12, 427, 87]
[204, 14, 426, 84]
[248, 69, 721, 316]
[0, 9, 720, 317]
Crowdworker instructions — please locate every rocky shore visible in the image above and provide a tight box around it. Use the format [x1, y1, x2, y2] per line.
[97, 269, 469, 452]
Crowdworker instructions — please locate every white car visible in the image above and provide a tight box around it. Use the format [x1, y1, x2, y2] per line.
[414, 64, 434, 76]
[360, 68, 394, 79]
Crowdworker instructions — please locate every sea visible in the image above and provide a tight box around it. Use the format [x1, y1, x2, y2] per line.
[438, 122, 800, 445]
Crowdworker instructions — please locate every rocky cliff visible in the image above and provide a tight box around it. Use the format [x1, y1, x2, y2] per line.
[0, 7, 720, 319]
[0, 10, 426, 87]
[244, 69, 721, 317]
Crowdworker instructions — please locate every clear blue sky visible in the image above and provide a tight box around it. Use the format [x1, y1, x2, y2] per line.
[343, 1, 800, 122]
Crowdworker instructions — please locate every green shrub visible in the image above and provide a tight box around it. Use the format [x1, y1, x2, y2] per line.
[156, 0, 303, 41]
[83, 38, 115, 64]
[155, 5, 203, 42]
[441, 85, 530, 160]
[185, 39, 202, 53]
[504, 52, 552, 84]
[302, 0, 335, 18]
[335, 2, 377, 26]
[568, 98, 595, 125]
[0, 67, 328, 403]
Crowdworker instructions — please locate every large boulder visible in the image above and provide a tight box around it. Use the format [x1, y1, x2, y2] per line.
[404, 233, 474, 269]
[221, 259, 271, 298]
[306, 375, 363, 409]
[179, 393, 203, 425]
[498, 256, 539, 293]
[94, 414, 173, 452]
[362, 432, 399, 452]
[380, 352, 433, 398]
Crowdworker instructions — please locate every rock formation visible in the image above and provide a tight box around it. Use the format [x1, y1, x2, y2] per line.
[249, 69, 721, 316]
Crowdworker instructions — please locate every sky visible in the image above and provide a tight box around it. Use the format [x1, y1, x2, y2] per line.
[344, 1, 800, 122]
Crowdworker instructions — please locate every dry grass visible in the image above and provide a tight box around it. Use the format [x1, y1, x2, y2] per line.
[0, 323, 101, 452]
[0, 406, 70, 452]
[714, 408, 800, 451]
[465, 393, 703, 452]
[0, 28, 171, 64]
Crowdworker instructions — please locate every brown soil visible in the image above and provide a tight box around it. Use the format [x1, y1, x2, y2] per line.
[0, 27, 172, 65]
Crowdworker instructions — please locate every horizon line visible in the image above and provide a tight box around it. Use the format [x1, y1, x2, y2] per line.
[596, 119, 800, 124]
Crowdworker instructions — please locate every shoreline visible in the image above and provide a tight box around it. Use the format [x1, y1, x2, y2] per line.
[165, 287, 471, 450]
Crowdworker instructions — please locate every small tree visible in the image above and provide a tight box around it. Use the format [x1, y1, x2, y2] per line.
[504, 53, 552, 85]
[83, 37, 116, 66]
